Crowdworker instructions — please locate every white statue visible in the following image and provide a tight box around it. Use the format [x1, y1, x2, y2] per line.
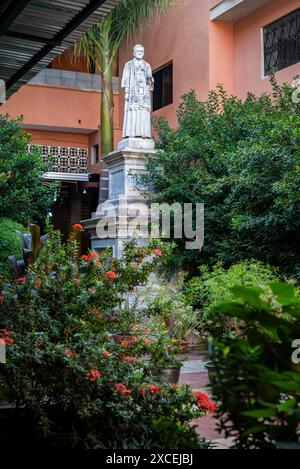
[121, 45, 154, 140]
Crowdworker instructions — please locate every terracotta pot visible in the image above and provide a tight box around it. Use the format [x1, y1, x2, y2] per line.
[174, 339, 189, 353]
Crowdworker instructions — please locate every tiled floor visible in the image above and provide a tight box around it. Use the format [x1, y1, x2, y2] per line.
[179, 352, 234, 449]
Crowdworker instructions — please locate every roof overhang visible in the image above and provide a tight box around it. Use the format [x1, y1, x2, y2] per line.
[0, 0, 122, 98]
[210, 0, 273, 22]
[44, 172, 89, 182]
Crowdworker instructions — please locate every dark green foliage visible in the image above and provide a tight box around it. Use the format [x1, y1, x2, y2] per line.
[211, 282, 300, 449]
[0, 230, 208, 449]
[0, 218, 26, 273]
[0, 114, 57, 224]
[141, 78, 300, 278]
[183, 260, 279, 338]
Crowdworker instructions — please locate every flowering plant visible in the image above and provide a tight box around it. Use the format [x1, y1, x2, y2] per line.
[0, 228, 213, 448]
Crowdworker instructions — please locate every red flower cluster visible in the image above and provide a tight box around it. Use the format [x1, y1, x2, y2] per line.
[139, 384, 160, 395]
[152, 248, 163, 257]
[142, 337, 155, 345]
[102, 350, 110, 358]
[64, 349, 77, 358]
[17, 277, 25, 285]
[93, 311, 104, 319]
[72, 224, 84, 232]
[35, 278, 42, 289]
[114, 383, 132, 397]
[194, 392, 217, 412]
[81, 252, 98, 262]
[0, 329, 14, 345]
[0, 295, 5, 305]
[105, 270, 117, 280]
[120, 336, 138, 347]
[85, 370, 101, 382]
[73, 278, 81, 286]
[123, 355, 137, 363]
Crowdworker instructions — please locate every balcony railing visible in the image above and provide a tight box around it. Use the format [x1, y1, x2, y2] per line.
[28, 144, 89, 177]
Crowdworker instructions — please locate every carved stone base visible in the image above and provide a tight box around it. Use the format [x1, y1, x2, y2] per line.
[117, 137, 155, 151]
[82, 147, 155, 258]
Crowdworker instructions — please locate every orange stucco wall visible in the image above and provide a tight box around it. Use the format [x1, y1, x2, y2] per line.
[119, 0, 211, 129]
[1, 0, 299, 154]
[234, 0, 300, 98]
[2, 83, 120, 131]
[119, 0, 299, 130]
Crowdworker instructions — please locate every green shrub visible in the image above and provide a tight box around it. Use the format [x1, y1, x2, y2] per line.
[0, 218, 26, 273]
[184, 261, 279, 338]
[0, 227, 213, 449]
[211, 282, 300, 449]
[0, 114, 57, 224]
[140, 78, 300, 278]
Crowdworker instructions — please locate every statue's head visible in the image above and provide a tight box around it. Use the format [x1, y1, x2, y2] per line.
[133, 44, 144, 60]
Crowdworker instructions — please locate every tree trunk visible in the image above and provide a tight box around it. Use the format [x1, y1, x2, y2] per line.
[98, 47, 114, 203]
[101, 52, 114, 155]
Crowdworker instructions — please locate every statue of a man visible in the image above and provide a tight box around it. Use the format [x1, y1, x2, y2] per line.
[121, 44, 154, 139]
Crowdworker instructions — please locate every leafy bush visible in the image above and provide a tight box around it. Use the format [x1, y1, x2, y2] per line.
[0, 218, 26, 273]
[141, 78, 300, 278]
[139, 273, 199, 342]
[184, 261, 279, 338]
[211, 282, 300, 449]
[0, 227, 213, 449]
[0, 114, 57, 224]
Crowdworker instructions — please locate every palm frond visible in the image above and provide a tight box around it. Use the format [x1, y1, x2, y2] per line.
[74, 0, 179, 71]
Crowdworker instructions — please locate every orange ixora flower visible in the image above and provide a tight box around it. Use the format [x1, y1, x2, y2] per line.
[152, 248, 163, 257]
[194, 391, 217, 412]
[123, 356, 137, 363]
[64, 349, 77, 358]
[17, 277, 25, 285]
[72, 224, 84, 232]
[0, 330, 14, 346]
[93, 310, 104, 319]
[0, 295, 5, 304]
[85, 370, 101, 382]
[142, 337, 155, 345]
[102, 350, 110, 358]
[73, 278, 81, 286]
[145, 384, 161, 394]
[35, 278, 42, 289]
[81, 252, 97, 262]
[105, 270, 117, 280]
[120, 340, 130, 347]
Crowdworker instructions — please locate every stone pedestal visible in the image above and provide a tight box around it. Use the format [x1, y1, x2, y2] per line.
[82, 145, 155, 257]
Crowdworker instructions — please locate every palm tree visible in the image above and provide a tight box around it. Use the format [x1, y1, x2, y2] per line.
[74, 0, 177, 155]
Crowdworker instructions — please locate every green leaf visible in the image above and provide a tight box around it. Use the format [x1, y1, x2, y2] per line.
[269, 282, 296, 301]
[230, 286, 264, 307]
[241, 409, 276, 419]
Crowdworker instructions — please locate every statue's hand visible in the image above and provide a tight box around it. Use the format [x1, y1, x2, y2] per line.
[125, 92, 129, 101]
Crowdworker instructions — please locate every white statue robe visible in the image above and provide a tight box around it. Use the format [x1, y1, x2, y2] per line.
[121, 58, 154, 139]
